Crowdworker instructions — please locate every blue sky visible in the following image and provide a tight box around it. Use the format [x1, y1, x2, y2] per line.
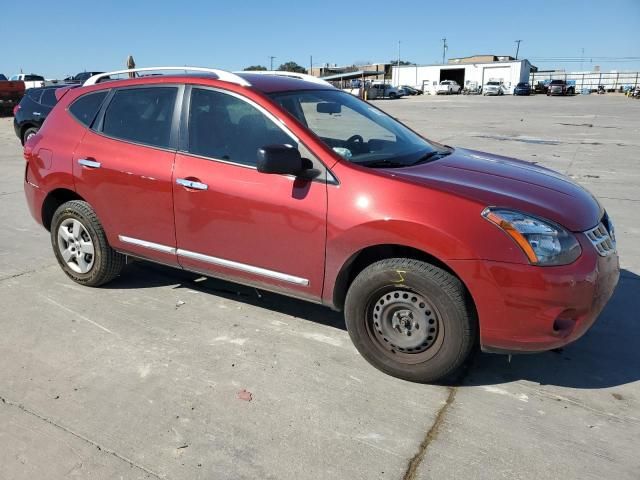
[2, 0, 639, 78]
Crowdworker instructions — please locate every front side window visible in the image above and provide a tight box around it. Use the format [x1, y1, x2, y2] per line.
[188, 88, 295, 166]
[41, 88, 57, 107]
[102, 87, 177, 149]
[271, 89, 447, 168]
[69, 91, 109, 127]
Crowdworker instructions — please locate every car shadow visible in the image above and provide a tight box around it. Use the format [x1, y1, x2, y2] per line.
[107, 261, 639, 389]
[105, 261, 346, 330]
[461, 268, 640, 389]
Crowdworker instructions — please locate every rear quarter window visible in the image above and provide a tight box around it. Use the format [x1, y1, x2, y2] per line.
[69, 91, 109, 127]
[41, 89, 58, 107]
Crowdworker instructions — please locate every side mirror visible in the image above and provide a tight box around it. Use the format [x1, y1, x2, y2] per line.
[257, 144, 304, 176]
[317, 102, 341, 114]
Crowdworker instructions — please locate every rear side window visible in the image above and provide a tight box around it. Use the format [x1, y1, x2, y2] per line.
[188, 88, 294, 166]
[102, 87, 177, 149]
[27, 89, 44, 103]
[69, 91, 108, 127]
[25, 75, 44, 82]
[41, 89, 58, 107]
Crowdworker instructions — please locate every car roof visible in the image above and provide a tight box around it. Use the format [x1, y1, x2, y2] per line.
[76, 72, 334, 94]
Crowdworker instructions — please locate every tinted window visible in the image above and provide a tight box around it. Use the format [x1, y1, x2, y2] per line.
[69, 91, 108, 126]
[41, 89, 58, 107]
[0, 74, 7, 81]
[102, 87, 177, 149]
[27, 89, 44, 102]
[188, 88, 294, 166]
[25, 75, 44, 82]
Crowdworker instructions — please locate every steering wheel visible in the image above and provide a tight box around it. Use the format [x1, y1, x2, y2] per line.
[345, 134, 364, 151]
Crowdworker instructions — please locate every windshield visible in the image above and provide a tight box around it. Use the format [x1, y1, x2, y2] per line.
[269, 90, 447, 168]
[487, 82, 500, 86]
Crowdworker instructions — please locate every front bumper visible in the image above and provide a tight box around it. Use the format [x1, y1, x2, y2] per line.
[449, 237, 620, 353]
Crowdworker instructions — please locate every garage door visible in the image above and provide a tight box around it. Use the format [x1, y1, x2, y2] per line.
[482, 66, 512, 85]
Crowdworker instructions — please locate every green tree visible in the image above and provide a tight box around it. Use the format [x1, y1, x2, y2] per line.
[390, 60, 413, 66]
[277, 61, 307, 74]
[244, 65, 267, 71]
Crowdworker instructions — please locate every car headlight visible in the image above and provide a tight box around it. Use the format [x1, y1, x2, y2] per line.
[482, 208, 582, 266]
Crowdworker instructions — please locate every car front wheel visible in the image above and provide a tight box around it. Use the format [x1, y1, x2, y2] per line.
[51, 200, 125, 286]
[344, 258, 476, 383]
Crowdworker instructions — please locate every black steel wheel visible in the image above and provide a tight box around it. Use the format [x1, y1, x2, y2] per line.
[345, 258, 476, 383]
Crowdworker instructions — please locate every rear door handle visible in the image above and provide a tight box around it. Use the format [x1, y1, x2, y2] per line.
[78, 158, 101, 168]
[176, 178, 208, 190]
[33, 112, 42, 116]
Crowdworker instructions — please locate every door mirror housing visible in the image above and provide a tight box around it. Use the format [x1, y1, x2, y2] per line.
[257, 144, 304, 176]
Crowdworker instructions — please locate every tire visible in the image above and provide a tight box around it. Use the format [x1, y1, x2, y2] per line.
[344, 258, 476, 383]
[389, 92, 397, 99]
[22, 126, 39, 145]
[51, 200, 125, 286]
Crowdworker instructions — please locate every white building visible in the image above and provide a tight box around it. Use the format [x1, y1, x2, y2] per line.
[392, 57, 534, 94]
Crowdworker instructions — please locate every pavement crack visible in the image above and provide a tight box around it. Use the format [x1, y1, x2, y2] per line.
[0, 394, 166, 479]
[402, 387, 457, 480]
[0, 264, 57, 283]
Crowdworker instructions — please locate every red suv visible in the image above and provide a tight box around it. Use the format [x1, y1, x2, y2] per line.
[23, 67, 619, 382]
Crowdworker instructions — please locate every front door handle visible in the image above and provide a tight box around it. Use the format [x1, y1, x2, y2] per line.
[78, 158, 101, 168]
[176, 178, 208, 190]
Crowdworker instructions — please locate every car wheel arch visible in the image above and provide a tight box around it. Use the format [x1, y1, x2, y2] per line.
[41, 188, 86, 231]
[330, 243, 476, 315]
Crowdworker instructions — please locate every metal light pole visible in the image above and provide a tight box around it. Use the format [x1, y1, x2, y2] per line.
[441, 38, 447, 64]
[269, 56, 276, 71]
[397, 40, 401, 86]
[514, 40, 522, 60]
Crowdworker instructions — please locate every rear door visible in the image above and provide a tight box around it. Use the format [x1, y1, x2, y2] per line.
[72, 85, 182, 265]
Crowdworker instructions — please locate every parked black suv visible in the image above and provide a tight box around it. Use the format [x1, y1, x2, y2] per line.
[13, 84, 78, 144]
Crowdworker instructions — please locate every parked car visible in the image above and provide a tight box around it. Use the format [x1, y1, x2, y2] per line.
[0, 74, 25, 114]
[22, 67, 619, 383]
[9, 74, 52, 90]
[400, 85, 423, 96]
[369, 82, 404, 99]
[14, 84, 79, 144]
[547, 79, 575, 96]
[483, 81, 504, 96]
[435, 80, 462, 95]
[64, 72, 109, 84]
[513, 82, 531, 96]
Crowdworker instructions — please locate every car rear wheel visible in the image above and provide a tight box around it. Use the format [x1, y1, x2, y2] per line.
[344, 258, 476, 383]
[22, 127, 39, 145]
[389, 92, 397, 99]
[51, 200, 125, 286]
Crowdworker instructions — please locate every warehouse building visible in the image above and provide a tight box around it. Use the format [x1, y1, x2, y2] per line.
[392, 55, 535, 93]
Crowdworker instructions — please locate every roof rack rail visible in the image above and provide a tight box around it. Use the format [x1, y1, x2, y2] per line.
[238, 70, 334, 87]
[83, 67, 251, 87]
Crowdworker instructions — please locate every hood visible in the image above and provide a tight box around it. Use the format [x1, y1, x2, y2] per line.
[391, 148, 602, 232]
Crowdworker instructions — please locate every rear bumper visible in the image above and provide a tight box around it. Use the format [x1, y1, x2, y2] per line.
[450, 240, 620, 353]
[24, 176, 45, 225]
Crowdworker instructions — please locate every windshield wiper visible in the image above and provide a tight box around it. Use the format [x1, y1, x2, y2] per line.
[358, 159, 408, 168]
[409, 149, 452, 166]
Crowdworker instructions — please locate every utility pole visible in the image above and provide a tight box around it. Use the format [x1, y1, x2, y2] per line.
[580, 47, 584, 71]
[441, 38, 447, 64]
[397, 40, 401, 86]
[269, 56, 276, 71]
[514, 39, 522, 60]
[310, 55, 313, 75]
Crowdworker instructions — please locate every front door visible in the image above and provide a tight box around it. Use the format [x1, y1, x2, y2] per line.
[172, 87, 327, 299]
[72, 86, 181, 265]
